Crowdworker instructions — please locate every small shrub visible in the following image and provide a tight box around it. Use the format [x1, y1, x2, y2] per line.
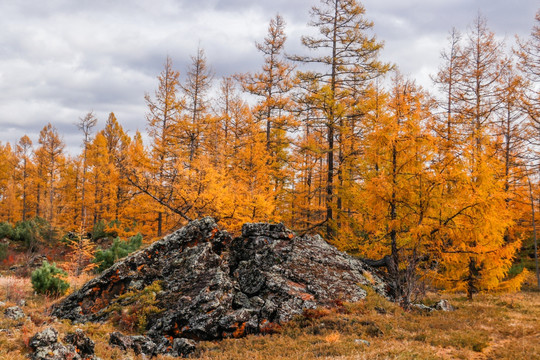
[13, 217, 52, 250]
[93, 233, 143, 272]
[91, 220, 108, 241]
[30, 261, 69, 296]
[0, 222, 13, 239]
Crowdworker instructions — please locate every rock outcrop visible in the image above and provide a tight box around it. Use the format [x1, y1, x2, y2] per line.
[52, 217, 387, 356]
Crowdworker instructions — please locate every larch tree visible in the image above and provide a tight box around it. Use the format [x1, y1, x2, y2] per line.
[288, 94, 328, 231]
[77, 111, 98, 235]
[87, 133, 109, 227]
[65, 112, 98, 275]
[496, 61, 528, 222]
[515, 10, 540, 289]
[432, 16, 524, 298]
[210, 77, 237, 166]
[101, 112, 131, 226]
[143, 56, 186, 235]
[16, 135, 33, 221]
[227, 102, 277, 227]
[36, 123, 65, 240]
[123, 131, 156, 238]
[292, 0, 390, 237]
[0, 142, 18, 223]
[237, 14, 296, 206]
[359, 74, 438, 306]
[181, 47, 213, 166]
[516, 10, 540, 132]
[432, 27, 467, 152]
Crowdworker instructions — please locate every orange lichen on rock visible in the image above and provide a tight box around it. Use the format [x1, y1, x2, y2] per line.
[299, 292, 315, 301]
[209, 228, 219, 240]
[232, 322, 246, 338]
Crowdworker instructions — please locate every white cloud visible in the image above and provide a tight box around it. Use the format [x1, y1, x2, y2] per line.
[0, 0, 537, 151]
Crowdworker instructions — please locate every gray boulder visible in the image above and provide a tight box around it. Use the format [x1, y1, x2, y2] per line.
[4, 306, 24, 320]
[434, 299, 455, 311]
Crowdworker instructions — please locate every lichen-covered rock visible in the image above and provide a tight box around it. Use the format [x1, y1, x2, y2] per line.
[172, 337, 197, 356]
[64, 329, 96, 359]
[29, 327, 99, 360]
[29, 327, 59, 351]
[52, 217, 387, 356]
[109, 332, 157, 356]
[4, 305, 24, 320]
[434, 299, 455, 312]
[29, 328, 77, 360]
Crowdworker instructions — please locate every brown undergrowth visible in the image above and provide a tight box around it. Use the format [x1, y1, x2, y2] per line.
[0, 274, 538, 360]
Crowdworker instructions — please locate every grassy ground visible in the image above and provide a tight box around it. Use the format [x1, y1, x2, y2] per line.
[0, 274, 538, 360]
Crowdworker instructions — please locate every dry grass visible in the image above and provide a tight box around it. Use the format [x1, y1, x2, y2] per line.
[0, 276, 31, 303]
[0, 274, 538, 360]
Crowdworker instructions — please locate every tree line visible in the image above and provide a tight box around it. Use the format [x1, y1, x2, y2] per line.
[0, 0, 539, 302]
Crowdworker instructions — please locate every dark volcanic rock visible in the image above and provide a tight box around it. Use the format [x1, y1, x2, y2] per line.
[64, 329, 96, 359]
[109, 332, 157, 356]
[29, 327, 99, 360]
[52, 218, 387, 355]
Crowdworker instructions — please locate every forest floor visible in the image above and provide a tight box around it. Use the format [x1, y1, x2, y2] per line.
[0, 272, 538, 360]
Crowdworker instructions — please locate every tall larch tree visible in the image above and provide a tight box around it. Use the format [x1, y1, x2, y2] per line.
[432, 28, 467, 152]
[516, 10, 540, 288]
[16, 135, 34, 221]
[143, 56, 185, 236]
[227, 102, 277, 228]
[359, 74, 438, 305]
[433, 16, 523, 298]
[237, 14, 296, 207]
[0, 142, 18, 223]
[181, 48, 213, 166]
[210, 77, 237, 166]
[36, 123, 65, 238]
[123, 131, 156, 238]
[292, 0, 390, 237]
[496, 61, 528, 230]
[288, 92, 328, 231]
[516, 10, 540, 136]
[77, 112, 98, 234]
[101, 112, 131, 227]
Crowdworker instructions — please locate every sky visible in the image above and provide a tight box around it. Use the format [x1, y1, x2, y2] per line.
[0, 0, 538, 153]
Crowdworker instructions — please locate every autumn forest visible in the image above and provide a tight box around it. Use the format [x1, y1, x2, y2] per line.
[1, 0, 540, 304]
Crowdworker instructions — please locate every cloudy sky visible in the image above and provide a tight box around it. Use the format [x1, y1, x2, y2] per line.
[0, 0, 538, 153]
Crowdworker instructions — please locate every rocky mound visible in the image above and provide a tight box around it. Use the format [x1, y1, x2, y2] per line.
[52, 218, 387, 357]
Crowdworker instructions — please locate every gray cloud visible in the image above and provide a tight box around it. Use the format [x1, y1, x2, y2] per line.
[0, 0, 537, 152]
